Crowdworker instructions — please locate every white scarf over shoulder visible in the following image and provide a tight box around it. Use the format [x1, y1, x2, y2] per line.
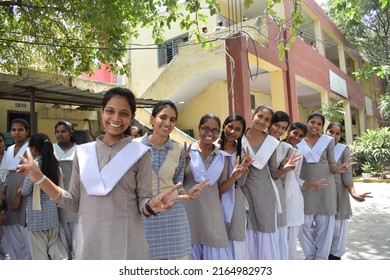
[242, 134, 282, 213]
[296, 134, 333, 163]
[188, 146, 230, 186]
[334, 143, 347, 162]
[242, 134, 279, 170]
[6, 141, 29, 170]
[53, 143, 77, 161]
[77, 142, 149, 196]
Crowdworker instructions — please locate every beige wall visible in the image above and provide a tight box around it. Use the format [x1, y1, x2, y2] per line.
[127, 0, 218, 97]
[176, 80, 228, 139]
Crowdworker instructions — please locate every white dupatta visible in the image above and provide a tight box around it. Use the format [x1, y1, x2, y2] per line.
[242, 135, 279, 170]
[220, 151, 237, 223]
[6, 141, 29, 170]
[188, 145, 230, 186]
[296, 134, 333, 163]
[53, 143, 77, 161]
[241, 134, 282, 213]
[334, 143, 347, 163]
[78, 141, 149, 196]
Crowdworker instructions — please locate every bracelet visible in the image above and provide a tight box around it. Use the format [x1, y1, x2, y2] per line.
[145, 199, 159, 216]
[50, 190, 61, 201]
[35, 175, 47, 185]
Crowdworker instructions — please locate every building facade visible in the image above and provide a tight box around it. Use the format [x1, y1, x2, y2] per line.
[122, 0, 384, 144]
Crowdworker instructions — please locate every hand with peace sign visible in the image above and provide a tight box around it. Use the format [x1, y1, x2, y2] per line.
[184, 141, 192, 168]
[240, 147, 254, 169]
[348, 185, 373, 202]
[273, 151, 303, 180]
[17, 148, 62, 201]
[303, 178, 328, 190]
[146, 179, 210, 216]
[335, 158, 357, 174]
[282, 151, 302, 172]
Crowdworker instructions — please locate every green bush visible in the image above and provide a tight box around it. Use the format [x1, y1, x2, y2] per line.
[352, 127, 390, 178]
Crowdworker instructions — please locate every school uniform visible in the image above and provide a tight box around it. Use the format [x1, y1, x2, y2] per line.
[297, 134, 337, 260]
[53, 143, 78, 259]
[20, 157, 67, 260]
[184, 142, 233, 260]
[135, 135, 192, 260]
[222, 150, 249, 260]
[283, 147, 305, 260]
[238, 133, 281, 260]
[1, 142, 31, 260]
[330, 144, 353, 258]
[58, 136, 152, 260]
[269, 141, 293, 260]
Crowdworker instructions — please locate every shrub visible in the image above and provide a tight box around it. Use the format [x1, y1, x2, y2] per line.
[352, 127, 390, 178]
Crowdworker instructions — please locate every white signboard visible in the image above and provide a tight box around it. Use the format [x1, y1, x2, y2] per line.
[365, 96, 373, 116]
[329, 70, 348, 98]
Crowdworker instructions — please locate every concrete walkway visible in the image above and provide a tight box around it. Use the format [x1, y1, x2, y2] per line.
[297, 182, 390, 260]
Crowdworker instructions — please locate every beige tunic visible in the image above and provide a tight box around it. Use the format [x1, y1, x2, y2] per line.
[58, 136, 152, 260]
[299, 139, 337, 215]
[334, 146, 353, 220]
[269, 141, 293, 227]
[184, 143, 230, 248]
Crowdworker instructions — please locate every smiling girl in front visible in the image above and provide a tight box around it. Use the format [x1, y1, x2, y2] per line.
[16, 87, 190, 260]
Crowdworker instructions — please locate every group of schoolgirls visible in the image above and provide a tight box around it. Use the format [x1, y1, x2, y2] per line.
[4, 87, 371, 260]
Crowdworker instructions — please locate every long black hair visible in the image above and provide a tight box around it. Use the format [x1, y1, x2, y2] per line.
[29, 134, 59, 185]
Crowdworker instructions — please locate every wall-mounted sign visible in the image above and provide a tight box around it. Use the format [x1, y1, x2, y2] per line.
[329, 70, 348, 98]
[365, 96, 373, 116]
[15, 103, 27, 108]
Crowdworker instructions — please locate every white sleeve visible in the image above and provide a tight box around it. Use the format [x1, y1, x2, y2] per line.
[0, 152, 9, 185]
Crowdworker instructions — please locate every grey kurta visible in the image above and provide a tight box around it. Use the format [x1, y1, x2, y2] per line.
[183, 144, 230, 248]
[58, 160, 78, 223]
[224, 150, 247, 241]
[334, 146, 353, 220]
[226, 186, 247, 241]
[58, 136, 153, 260]
[299, 139, 337, 215]
[238, 139, 278, 233]
[4, 170, 27, 226]
[269, 141, 293, 228]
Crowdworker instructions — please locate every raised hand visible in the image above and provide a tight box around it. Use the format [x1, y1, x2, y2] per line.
[187, 179, 210, 200]
[149, 180, 210, 214]
[282, 151, 302, 172]
[231, 156, 249, 180]
[240, 147, 254, 169]
[148, 182, 183, 213]
[184, 142, 192, 167]
[337, 158, 357, 173]
[17, 148, 44, 183]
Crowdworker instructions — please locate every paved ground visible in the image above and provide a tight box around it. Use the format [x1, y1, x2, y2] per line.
[297, 182, 390, 260]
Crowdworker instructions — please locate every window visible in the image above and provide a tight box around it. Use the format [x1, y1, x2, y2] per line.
[250, 94, 256, 110]
[158, 34, 189, 67]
